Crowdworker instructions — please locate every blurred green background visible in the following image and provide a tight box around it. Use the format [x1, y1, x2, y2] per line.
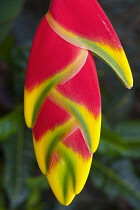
[0, 0, 140, 209]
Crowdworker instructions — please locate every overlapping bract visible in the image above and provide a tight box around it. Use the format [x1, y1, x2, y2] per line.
[24, 0, 133, 206]
[47, 0, 133, 88]
[25, 17, 101, 205]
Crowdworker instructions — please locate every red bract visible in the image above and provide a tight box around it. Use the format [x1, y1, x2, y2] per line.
[47, 0, 133, 88]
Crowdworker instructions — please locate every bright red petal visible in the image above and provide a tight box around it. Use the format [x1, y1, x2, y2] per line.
[48, 0, 120, 47]
[33, 99, 71, 141]
[48, 52, 101, 153]
[47, 0, 133, 88]
[24, 16, 88, 128]
[33, 99, 92, 205]
[58, 52, 101, 118]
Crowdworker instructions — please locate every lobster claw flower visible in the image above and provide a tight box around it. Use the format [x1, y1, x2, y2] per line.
[24, 0, 133, 206]
[25, 18, 101, 205]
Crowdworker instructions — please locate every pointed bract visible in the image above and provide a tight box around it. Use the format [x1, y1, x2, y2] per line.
[33, 100, 92, 205]
[24, 16, 88, 128]
[32, 52, 101, 205]
[47, 0, 133, 88]
[49, 52, 101, 152]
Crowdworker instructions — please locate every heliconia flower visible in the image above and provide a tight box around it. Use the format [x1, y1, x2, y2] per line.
[24, 0, 133, 206]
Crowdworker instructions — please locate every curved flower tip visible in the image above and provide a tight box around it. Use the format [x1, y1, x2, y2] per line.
[47, 0, 133, 88]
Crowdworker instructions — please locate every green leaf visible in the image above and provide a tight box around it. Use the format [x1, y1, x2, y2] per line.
[0, 36, 14, 63]
[26, 175, 49, 191]
[91, 159, 140, 208]
[105, 91, 133, 122]
[0, 0, 24, 43]
[116, 121, 140, 141]
[0, 105, 23, 141]
[25, 176, 49, 210]
[0, 192, 6, 209]
[25, 190, 43, 210]
[99, 119, 140, 158]
[2, 123, 35, 209]
[102, 84, 133, 123]
[12, 44, 30, 99]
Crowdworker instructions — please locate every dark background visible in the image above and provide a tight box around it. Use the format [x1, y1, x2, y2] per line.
[0, 0, 140, 209]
